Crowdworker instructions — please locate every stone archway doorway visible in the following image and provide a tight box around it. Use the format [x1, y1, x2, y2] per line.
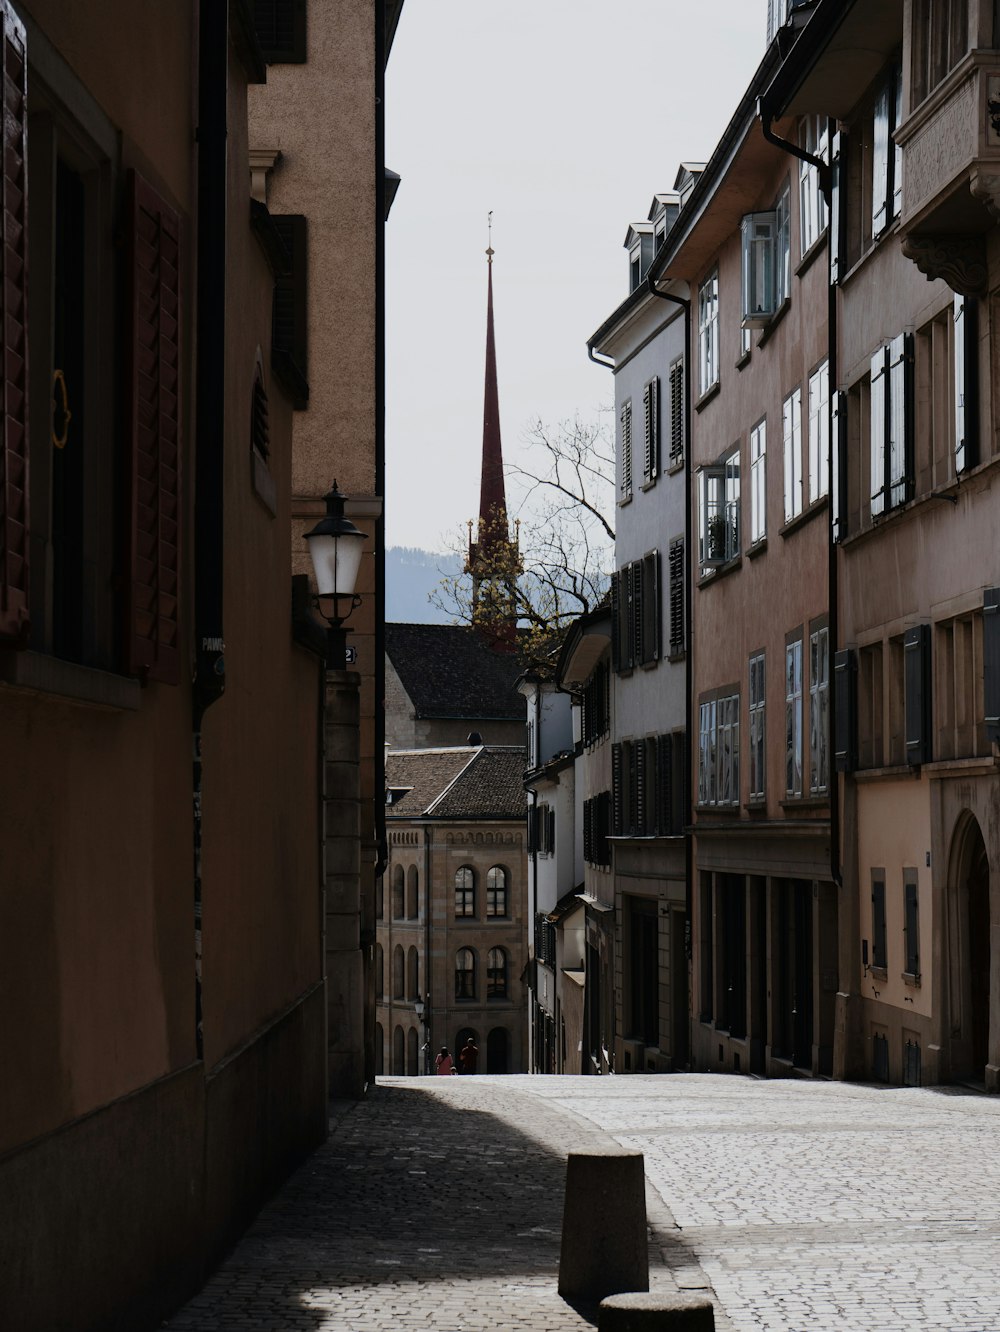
[949, 813, 990, 1081]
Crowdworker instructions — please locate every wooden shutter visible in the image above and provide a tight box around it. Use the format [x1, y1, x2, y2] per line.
[583, 797, 592, 864]
[870, 347, 887, 517]
[904, 623, 931, 765]
[271, 213, 309, 408]
[669, 357, 684, 463]
[668, 538, 684, 657]
[983, 588, 1000, 742]
[872, 876, 887, 969]
[657, 733, 673, 835]
[829, 125, 844, 284]
[872, 82, 891, 237]
[620, 400, 632, 497]
[633, 740, 644, 835]
[611, 742, 623, 836]
[887, 332, 913, 509]
[631, 560, 643, 666]
[642, 550, 660, 663]
[610, 569, 620, 672]
[253, 0, 307, 62]
[834, 648, 857, 772]
[831, 389, 847, 541]
[643, 377, 659, 484]
[954, 294, 978, 474]
[125, 169, 182, 683]
[904, 874, 919, 976]
[0, 2, 28, 644]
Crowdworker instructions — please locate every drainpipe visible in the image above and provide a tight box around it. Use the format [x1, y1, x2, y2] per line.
[646, 277, 694, 1068]
[758, 97, 840, 891]
[374, 0, 388, 885]
[192, 0, 229, 1060]
[423, 821, 432, 1073]
[526, 785, 538, 1073]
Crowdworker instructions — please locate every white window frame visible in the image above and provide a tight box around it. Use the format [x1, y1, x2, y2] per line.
[785, 638, 803, 797]
[799, 115, 829, 256]
[698, 452, 740, 571]
[750, 418, 766, 545]
[699, 692, 740, 807]
[808, 360, 829, 502]
[782, 386, 803, 523]
[809, 626, 829, 794]
[698, 270, 719, 395]
[749, 651, 766, 801]
[870, 333, 911, 518]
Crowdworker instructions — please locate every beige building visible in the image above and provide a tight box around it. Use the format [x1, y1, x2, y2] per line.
[249, 0, 404, 1094]
[380, 745, 528, 1074]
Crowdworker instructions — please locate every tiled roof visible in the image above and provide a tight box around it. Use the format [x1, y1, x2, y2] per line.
[386, 745, 525, 821]
[385, 622, 526, 721]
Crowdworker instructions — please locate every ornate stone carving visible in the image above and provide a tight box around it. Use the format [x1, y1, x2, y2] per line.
[970, 169, 1000, 222]
[900, 234, 988, 297]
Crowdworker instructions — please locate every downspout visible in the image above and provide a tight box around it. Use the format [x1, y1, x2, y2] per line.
[646, 276, 694, 1069]
[192, 0, 230, 1060]
[374, 0, 388, 885]
[423, 821, 431, 1073]
[758, 96, 840, 891]
[526, 785, 538, 1073]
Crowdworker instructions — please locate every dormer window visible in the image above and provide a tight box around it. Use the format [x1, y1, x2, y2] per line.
[630, 246, 642, 292]
[654, 220, 666, 252]
[766, 0, 812, 44]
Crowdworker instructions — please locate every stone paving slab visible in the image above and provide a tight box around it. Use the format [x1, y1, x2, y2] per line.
[165, 1073, 1000, 1332]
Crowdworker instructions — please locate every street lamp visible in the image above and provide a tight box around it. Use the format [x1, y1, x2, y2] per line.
[303, 480, 365, 663]
[414, 996, 429, 1075]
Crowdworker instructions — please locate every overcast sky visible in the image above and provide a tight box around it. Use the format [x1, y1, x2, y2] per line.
[384, 2, 770, 552]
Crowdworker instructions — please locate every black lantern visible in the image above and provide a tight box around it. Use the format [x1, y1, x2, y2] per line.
[303, 481, 365, 662]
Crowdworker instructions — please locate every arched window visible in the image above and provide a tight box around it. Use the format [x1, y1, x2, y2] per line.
[455, 865, 475, 917]
[407, 865, 419, 919]
[392, 864, 404, 919]
[375, 943, 384, 1000]
[392, 944, 405, 999]
[407, 945, 419, 1000]
[407, 1026, 419, 1075]
[375, 879, 384, 919]
[487, 946, 508, 999]
[375, 1022, 384, 1076]
[393, 1025, 405, 1074]
[455, 947, 476, 1000]
[486, 865, 508, 917]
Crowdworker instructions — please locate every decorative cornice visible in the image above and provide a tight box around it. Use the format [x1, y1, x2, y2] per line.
[249, 147, 282, 204]
[900, 234, 988, 297]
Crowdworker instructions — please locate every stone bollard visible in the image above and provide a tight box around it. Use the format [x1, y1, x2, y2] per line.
[558, 1148, 648, 1302]
[598, 1292, 716, 1331]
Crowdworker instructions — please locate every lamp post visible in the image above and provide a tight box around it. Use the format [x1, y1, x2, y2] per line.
[303, 480, 366, 664]
[414, 996, 428, 1076]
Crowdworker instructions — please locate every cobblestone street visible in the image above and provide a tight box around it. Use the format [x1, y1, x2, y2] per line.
[165, 1074, 1000, 1331]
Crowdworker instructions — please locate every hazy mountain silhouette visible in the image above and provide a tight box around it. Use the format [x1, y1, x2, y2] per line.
[385, 546, 464, 625]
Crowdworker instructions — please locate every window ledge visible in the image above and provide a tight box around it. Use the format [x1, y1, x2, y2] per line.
[744, 798, 767, 813]
[869, 966, 888, 981]
[618, 492, 634, 507]
[779, 795, 830, 811]
[667, 650, 686, 664]
[902, 971, 922, 988]
[0, 650, 142, 711]
[795, 230, 828, 279]
[694, 802, 741, 815]
[640, 658, 659, 672]
[853, 763, 919, 783]
[780, 495, 828, 539]
[924, 754, 999, 779]
[697, 554, 742, 587]
[756, 297, 791, 350]
[746, 536, 767, 560]
[666, 456, 685, 476]
[736, 349, 751, 372]
[694, 381, 721, 413]
[641, 477, 657, 492]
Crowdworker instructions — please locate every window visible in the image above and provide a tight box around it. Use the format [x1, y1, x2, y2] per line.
[785, 638, 803, 796]
[392, 944, 404, 999]
[375, 880, 384, 920]
[767, 0, 812, 42]
[629, 247, 642, 293]
[612, 552, 661, 671]
[487, 947, 508, 999]
[486, 866, 508, 918]
[613, 737, 682, 836]
[455, 866, 475, 917]
[581, 659, 610, 745]
[870, 334, 913, 518]
[936, 611, 987, 760]
[858, 641, 884, 769]
[749, 419, 766, 544]
[619, 399, 633, 500]
[583, 791, 612, 865]
[532, 804, 555, 856]
[407, 946, 419, 1000]
[776, 182, 791, 304]
[699, 692, 739, 807]
[406, 865, 419, 919]
[954, 293, 978, 475]
[271, 213, 309, 408]
[375, 944, 384, 1000]
[911, 0, 968, 105]
[782, 387, 803, 522]
[642, 377, 659, 486]
[904, 624, 932, 766]
[698, 270, 719, 394]
[872, 67, 902, 240]
[668, 538, 685, 657]
[254, 0, 308, 63]
[799, 115, 829, 255]
[699, 453, 740, 570]
[455, 948, 476, 1000]
[741, 211, 778, 326]
[808, 361, 829, 502]
[871, 872, 887, 970]
[809, 625, 829, 794]
[392, 865, 404, 919]
[903, 871, 920, 978]
[749, 652, 766, 801]
[668, 356, 684, 464]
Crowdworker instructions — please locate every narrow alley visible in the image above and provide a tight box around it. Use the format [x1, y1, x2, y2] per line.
[165, 1074, 1000, 1332]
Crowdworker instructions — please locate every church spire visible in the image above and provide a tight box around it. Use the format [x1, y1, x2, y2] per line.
[467, 218, 520, 651]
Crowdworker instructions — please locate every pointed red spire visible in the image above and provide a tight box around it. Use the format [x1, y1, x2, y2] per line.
[478, 245, 508, 549]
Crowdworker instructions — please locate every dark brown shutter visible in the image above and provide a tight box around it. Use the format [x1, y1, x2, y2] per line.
[834, 648, 857, 772]
[985, 588, 1000, 744]
[610, 569, 620, 672]
[0, 2, 28, 644]
[669, 538, 684, 656]
[254, 0, 307, 62]
[904, 624, 931, 766]
[643, 377, 659, 483]
[629, 740, 640, 835]
[611, 742, 623, 836]
[643, 550, 660, 662]
[631, 560, 643, 667]
[125, 169, 182, 683]
[657, 733, 673, 835]
[669, 358, 684, 462]
[271, 213, 309, 408]
[904, 875, 920, 976]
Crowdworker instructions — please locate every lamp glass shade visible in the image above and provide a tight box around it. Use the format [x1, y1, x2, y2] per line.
[307, 529, 364, 601]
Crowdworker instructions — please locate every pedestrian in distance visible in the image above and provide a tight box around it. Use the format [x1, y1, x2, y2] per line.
[434, 1046, 455, 1075]
[459, 1036, 479, 1075]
